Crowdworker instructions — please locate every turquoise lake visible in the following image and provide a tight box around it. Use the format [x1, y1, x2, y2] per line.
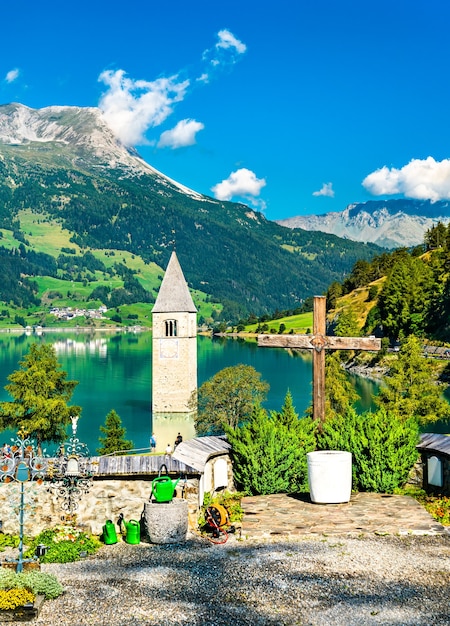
[0, 331, 446, 453]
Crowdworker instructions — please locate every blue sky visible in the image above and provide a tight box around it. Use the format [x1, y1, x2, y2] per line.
[1, 0, 450, 221]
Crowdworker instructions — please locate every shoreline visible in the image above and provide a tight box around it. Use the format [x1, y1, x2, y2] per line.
[0, 325, 147, 334]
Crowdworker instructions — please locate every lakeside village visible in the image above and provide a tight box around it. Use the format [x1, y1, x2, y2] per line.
[48, 304, 108, 321]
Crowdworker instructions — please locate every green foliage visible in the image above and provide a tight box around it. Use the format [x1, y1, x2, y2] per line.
[0, 569, 64, 600]
[411, 491, 450, 526]
[325, 353, 360, 419]
[226, 396, 316, 495]
[305, 353, 360, 421]
[367, 285, 378, 302]
[378, 255, 433, 339]
[0, 533, 20, 551]
[323, 221, 450, 342]
[376, 335, 450, 424]
[97, 409, 133, 455]
[199, 491, 244, 527]
[0, 344, 80, 452]
[24, 525, 101, 563]
[317, 407, 419, 493]
[14, 314, 26, 327]
[428, 272, 450, 340]
[363, 305, 381, 334]
[334, 308, 361, 337]
[195, 365, 269, 435]
[326, 281, 343, 310]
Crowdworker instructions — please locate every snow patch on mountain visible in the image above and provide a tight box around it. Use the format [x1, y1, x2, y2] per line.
[0, 103, 205, 201]
[277, 201, 450, 248]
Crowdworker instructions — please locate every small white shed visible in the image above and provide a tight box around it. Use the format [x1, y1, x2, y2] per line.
[172, 435, 233, 506]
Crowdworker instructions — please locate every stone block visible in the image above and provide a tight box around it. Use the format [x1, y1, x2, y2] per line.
[143, 499, 188, 544]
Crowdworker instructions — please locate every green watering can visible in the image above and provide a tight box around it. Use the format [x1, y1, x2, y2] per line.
[117, 513, 141, 544]
[151, 464, 180, 503]
[102, 519, 118, 545]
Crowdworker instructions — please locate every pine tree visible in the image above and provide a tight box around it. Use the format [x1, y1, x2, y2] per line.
[97, 410, 133, 456]
[0, 343, 80, 454]
[334, 309, 361, 337]
[226, 392, 316, 495]
[273, 389, 298, 427]
[376, 335, 450, 425]
[378, 256, 433, 339]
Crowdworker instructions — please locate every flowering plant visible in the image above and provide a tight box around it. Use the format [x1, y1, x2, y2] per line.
[51, 525, 83, 543]
[24, 524, 101, 563]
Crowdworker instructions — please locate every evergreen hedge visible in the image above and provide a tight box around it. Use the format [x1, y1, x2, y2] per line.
[317, 407, 420, 493]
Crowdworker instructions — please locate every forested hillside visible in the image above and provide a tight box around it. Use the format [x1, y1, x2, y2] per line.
[325, 222, 450, 342]
[0, 104, 383, 323]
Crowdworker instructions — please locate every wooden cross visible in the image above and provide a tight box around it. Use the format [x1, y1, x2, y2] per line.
[258, 296, 381, 423]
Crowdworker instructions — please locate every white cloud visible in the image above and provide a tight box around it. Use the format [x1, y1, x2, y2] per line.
[98, 69, 189, 146]
[362, 157, 450, 202]
[201, 29, 247, 82]
[98, 30, 246, 148]
[212, 168, 266, 207]
[216, 29, 247, 54]
[312, 182, 334, 197]
[5, 68, 19, 83]
[158, 119, 204, 149]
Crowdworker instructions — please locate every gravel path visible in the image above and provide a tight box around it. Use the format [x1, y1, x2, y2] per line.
[30, 533, 450, 626]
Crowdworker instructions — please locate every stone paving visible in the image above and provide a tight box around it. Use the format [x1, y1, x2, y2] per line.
[241, 492, 449, 539]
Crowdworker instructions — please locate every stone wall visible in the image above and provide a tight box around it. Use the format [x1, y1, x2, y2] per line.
[0, 476, 200, 537]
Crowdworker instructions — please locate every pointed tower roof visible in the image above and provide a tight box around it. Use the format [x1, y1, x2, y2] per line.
[152, 251, 197, 313]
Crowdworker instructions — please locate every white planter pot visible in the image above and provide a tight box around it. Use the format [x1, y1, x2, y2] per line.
[307, 450, 352, 504]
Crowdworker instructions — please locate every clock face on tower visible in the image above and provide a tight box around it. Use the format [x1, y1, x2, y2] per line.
[159, 338, 179, 359]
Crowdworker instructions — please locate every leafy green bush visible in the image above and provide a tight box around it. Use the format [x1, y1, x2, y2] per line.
[24, 525, 101, 564]
[0, 533, 20, 551]
[0, 569, 64, 599]
[317, 407, 419, 493]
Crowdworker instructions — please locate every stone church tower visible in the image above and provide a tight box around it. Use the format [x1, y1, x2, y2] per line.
[151, 251, 197, 419]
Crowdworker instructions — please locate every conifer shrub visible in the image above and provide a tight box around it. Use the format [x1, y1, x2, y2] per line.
[317, 407, 420, 493]
[226, 396, 316, 495]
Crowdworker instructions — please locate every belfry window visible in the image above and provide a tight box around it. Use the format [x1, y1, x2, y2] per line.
[165, 319, 177, 337]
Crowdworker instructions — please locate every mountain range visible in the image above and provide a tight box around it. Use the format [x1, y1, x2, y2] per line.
[277, 200, 450, 249]
[0, 103, 383, 320]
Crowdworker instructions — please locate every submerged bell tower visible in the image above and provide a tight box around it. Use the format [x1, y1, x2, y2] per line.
[151, 251, 197, 430]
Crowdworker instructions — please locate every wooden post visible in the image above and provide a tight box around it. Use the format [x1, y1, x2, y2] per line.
[258, 296, 381, 424]
[313, 296, 326, 423]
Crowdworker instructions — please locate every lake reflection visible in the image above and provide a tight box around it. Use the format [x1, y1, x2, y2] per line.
[4, 330, 437, 454]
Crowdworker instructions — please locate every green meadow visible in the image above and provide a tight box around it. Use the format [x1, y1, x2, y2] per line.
[0, 210, 220, 328]
[245, 311, 313, 334]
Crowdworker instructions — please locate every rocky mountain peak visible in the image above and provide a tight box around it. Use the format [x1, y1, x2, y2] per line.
[0, 103, 203, 199]
[277, 200, 450, 248]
